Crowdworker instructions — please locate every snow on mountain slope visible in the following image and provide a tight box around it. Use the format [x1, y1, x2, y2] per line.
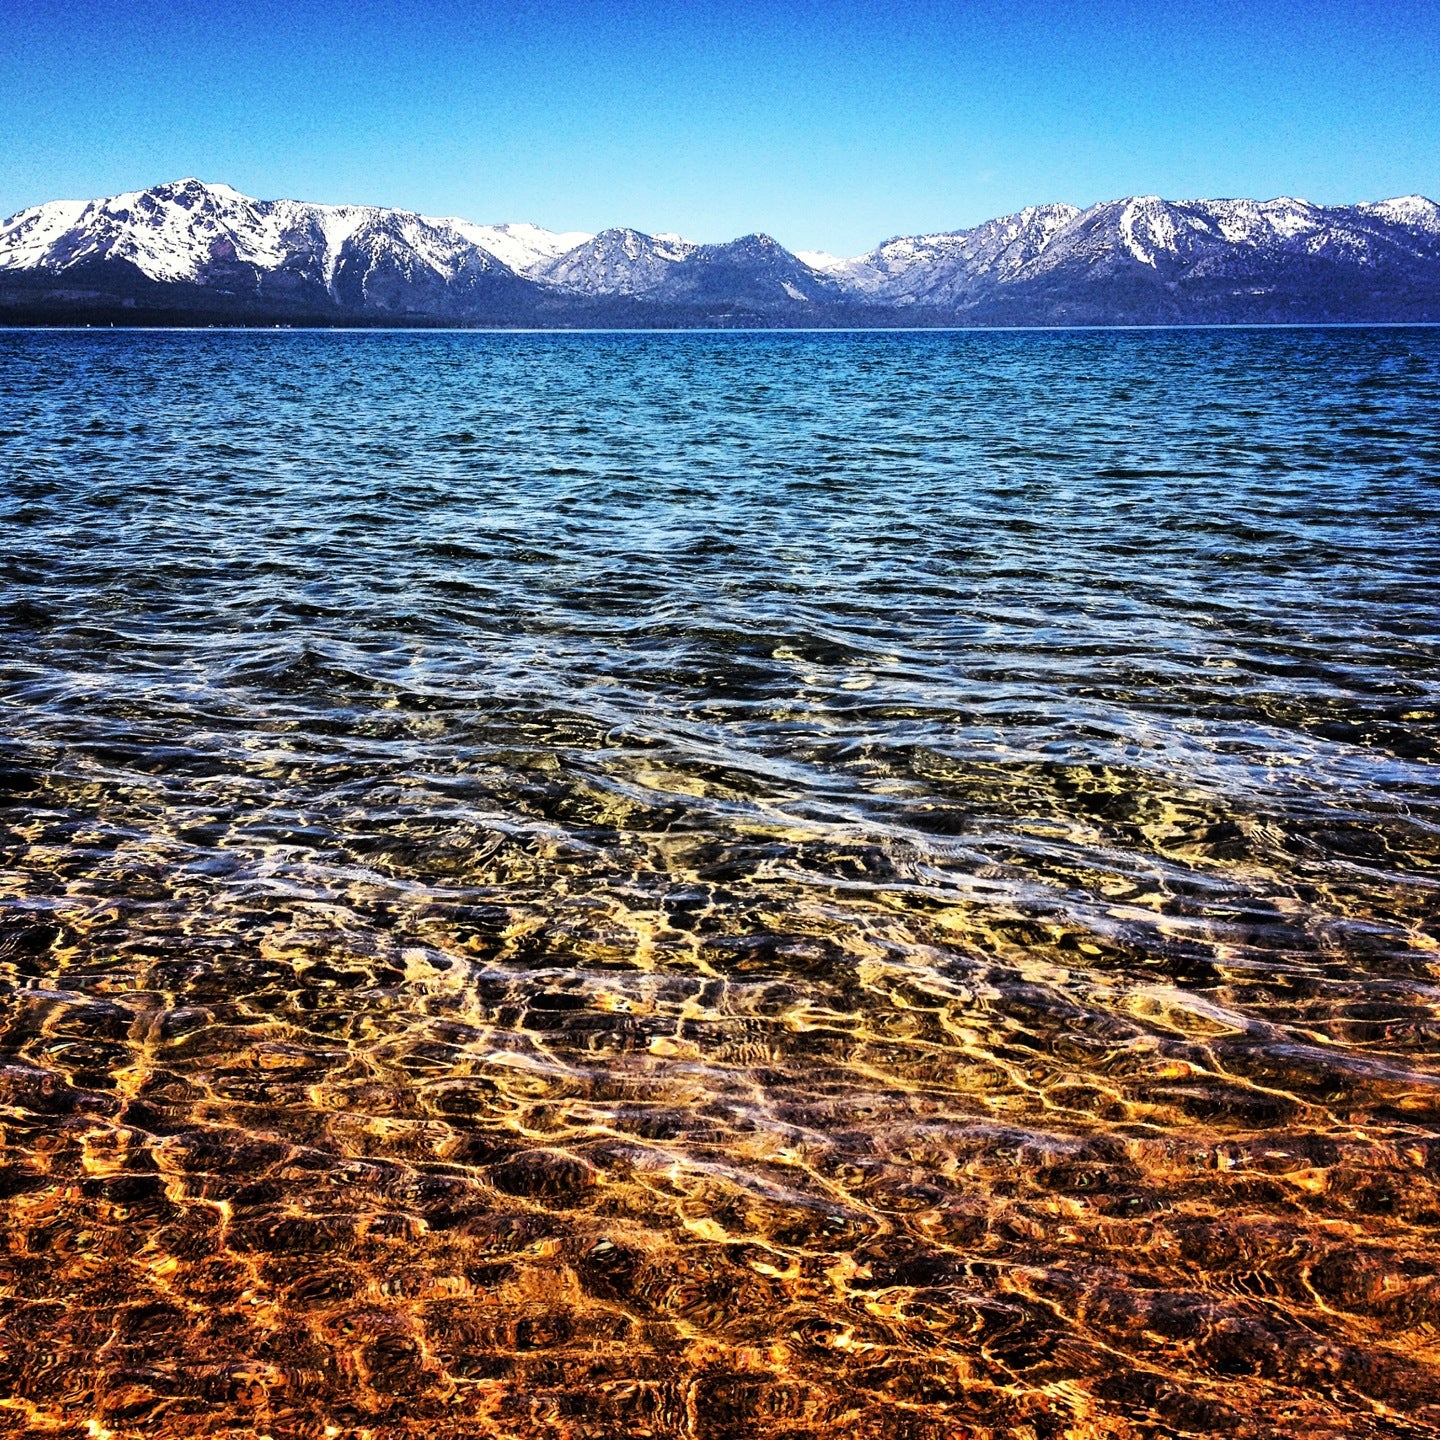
[534, 227, 844, 309]
[795, 249, 885, 292]
[841, 204, 1083, 304]
[1012, 193, 1440, 288]
[1198, 196, 1323, 244]
[837, 193, 1440, 307]
[0, 180, 290, 281]
[445, 220, 593, 277]
[1023, 195, 1337, 278]
[0, 178, 581, 297]
[1353, 195, 1440, 234]
[663, 233, 846, 308]
[536, 228, 700, 296]
[0, 198, 91, 270]
[2, 177, 1438, 323]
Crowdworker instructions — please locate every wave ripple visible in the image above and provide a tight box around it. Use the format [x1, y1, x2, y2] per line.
[1, 328, 1439, 1438]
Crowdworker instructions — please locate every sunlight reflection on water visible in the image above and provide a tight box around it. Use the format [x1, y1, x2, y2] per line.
[1, 327, 1438, 1438]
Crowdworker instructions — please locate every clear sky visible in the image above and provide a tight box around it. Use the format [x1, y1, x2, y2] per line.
[3, 0, 1437, 256]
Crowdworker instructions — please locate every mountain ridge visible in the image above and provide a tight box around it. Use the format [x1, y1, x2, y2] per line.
[4, 178, 1440, 327]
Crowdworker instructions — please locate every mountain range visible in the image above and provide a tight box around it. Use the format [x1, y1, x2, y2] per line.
[3, 178, 1439, 327]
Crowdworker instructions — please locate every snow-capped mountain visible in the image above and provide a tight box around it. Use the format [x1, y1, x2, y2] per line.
[1012, 194, 1440, 284]
[801, 195, 1440, 317]
[443, 220, 593, 278]
[536, 228, 699, 296]
[802, 203, 1085, 303]
[0, 178, 586, 319]
[0, 178, 588, 289]
[3, 178, 1439, 326]
[670, 234, 847, 308]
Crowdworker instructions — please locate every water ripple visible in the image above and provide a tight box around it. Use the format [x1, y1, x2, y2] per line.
[1, 328, 1438, 1438]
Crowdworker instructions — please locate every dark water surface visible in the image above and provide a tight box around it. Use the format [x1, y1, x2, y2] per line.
[2, 328, 1438, 1439]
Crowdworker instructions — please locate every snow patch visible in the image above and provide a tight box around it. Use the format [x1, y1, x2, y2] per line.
[444, 220, 593, 276]
[796, 249, 852, 272]
[1359, 195, 1440, 233]
[0, 199, 90, 269]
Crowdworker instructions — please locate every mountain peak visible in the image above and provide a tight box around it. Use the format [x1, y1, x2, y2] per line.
[1359, 195, 1440, 232]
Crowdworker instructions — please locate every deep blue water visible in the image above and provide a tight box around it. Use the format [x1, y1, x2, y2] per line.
[2, 328, 1438, 1438]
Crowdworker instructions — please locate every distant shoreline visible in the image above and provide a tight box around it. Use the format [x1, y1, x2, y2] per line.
[7, 182, 1440, 331]
[4, 321, 1439, 334]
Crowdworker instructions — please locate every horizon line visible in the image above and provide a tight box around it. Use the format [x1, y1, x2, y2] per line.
[7, 322, 1440, 336]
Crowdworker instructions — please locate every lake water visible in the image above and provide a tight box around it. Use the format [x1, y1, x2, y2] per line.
[2, 328, 1438, 1439]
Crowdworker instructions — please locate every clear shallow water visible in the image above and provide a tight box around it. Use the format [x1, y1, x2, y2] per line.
[1, 327, 1438, 1439]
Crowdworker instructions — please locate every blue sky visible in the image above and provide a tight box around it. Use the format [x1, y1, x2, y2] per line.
[3, 0, 1437, 255]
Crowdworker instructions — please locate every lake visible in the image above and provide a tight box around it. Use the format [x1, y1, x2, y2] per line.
[2, 327, 1438, 1438]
